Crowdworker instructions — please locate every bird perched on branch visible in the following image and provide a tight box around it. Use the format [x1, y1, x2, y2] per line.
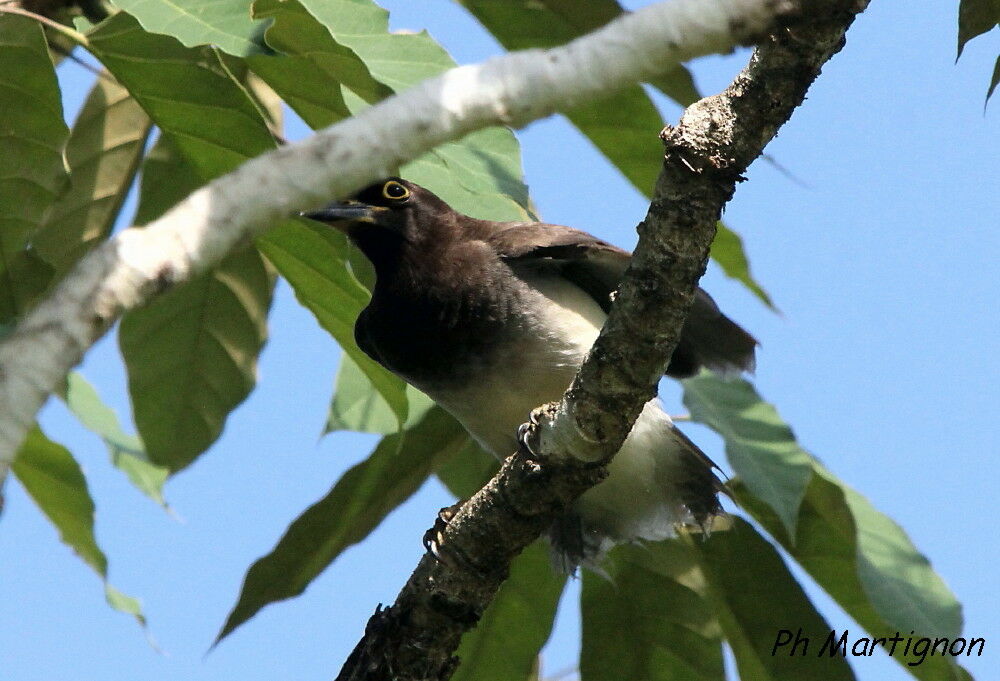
[303, 178, 756, 572]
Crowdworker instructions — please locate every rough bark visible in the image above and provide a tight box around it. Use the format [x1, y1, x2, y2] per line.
[334, 2, 870, 680]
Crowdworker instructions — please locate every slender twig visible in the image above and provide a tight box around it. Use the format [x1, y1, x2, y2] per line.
[0, 6, 90, 46]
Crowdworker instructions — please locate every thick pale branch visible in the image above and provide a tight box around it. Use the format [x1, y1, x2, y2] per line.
[0, 0, 791, 480]
[335, 2, 869, 680]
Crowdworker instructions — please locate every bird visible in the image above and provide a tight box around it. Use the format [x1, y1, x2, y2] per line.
[302, 178, 756, 572]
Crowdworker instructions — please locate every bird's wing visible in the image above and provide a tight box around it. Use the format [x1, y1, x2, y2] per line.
[489, 222, 757, 378]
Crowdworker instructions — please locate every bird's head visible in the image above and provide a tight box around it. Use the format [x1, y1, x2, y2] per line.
[300, 178, 457, 271]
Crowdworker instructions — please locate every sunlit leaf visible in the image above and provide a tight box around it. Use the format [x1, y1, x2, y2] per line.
[735, 473, 969, 680]
[110, 0, 271, 56]
[12, 427, 145, 625]
[452, 541, 566, 681]
[0, 15, 67, 323]
[581, 539, 725, 681]
[62, 372, 168, 506]
[34, 74, 152, 272]
[685, 375, 968, 678]
[682, 373, 812, 537]
[217, 397, 466, 642]
[248, 0, 390, 113]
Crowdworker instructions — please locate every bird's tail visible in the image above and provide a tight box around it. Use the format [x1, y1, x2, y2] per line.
[547, 401, 726, 574]
[666, 288, 757, 378]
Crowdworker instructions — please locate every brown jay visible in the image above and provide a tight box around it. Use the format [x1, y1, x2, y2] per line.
[303, 178, 756, 572]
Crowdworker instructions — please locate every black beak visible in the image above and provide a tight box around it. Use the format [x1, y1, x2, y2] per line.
[299, 202, 377, 225]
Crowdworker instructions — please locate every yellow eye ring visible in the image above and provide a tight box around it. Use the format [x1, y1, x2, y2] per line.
[382, 180, 410, 201]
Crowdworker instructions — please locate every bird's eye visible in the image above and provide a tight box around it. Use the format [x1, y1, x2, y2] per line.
[382, 181, 410, 201]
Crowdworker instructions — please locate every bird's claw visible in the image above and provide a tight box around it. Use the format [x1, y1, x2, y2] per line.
[422, 502, 478, 572]
[517, 407, 545, 458]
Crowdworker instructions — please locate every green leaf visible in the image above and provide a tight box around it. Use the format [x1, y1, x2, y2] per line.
[325, 354, 406, 435]
[248, 0, 390, 116]
[217, 399, 465, 642]
[14, 428, 106, 573]
[258, 220, 411, 429]
[104, 584, 146, 625]
[452, 541, 566, 681]
[415, 133, 531, 221]
[690, 518, 855, 681]
[987, 54, 1000, 105]
[120, 243, 273, 471]
[33, 74, 153, 273]
[729, 473, 964, 676]
[682, 374, 812, 538]
[120, 137, 274, 471]
[0, 250, 54, 320]
[685, 375, 968, 678]
[957, 0, 1000, 58]
[130, 134, 200, 224]
[581, 539, 725, 681]
[0, 15, 67, 323]
[710, 222, 776, 310]
[110, 0, 272, 57]
[735, 473, 969, 680]
[62, 372, 168, 506]
[456, 0, 700, 108]
[298, 0, 449, 91]
[86, 11, 276, 180]
[456, 0, 672, 194]
[648, 66, 701, 108]
[12, 427, 145, 625]
[562, 90, 665, 197]
[457, 0, 620, 50]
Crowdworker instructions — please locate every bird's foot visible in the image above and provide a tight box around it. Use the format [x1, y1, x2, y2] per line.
[517, 404, 553, 459]
[422, 501, 478, 572]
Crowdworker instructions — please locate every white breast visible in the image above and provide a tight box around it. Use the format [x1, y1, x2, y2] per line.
[427, 270, 606, 458]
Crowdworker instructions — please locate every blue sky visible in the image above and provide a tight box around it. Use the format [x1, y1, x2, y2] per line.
[1, 2, 997, 680]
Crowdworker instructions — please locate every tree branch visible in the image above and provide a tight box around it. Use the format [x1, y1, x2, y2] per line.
[333, 2, 869, 680]
[0, 0, 792, 486]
